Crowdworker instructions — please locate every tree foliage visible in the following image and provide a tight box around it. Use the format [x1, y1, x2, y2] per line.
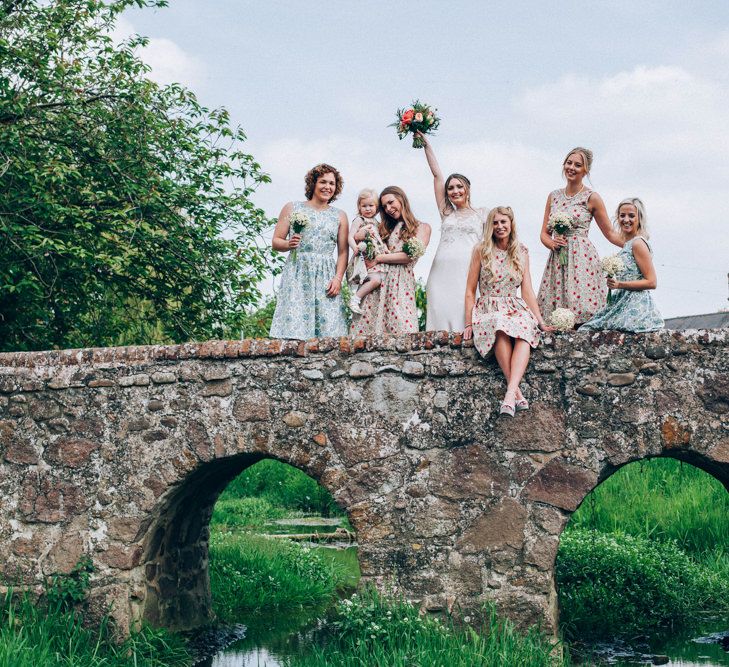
[0, 0, 279, 351]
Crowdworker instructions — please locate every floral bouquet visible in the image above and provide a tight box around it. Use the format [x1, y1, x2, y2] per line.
[358, 232, 378, 261]
[601, 254, 625, 304]
[402, 237, 426, 261]
[288, 211, 310, 261]
[547, 213, 574, 266]
[550, 307, 576, 332]
[390, 100, 440, 149]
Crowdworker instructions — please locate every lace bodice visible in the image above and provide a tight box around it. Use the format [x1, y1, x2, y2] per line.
[439, 207, 484, 248]
[550, 188, 593, 237]
[292, 201, 341, 256]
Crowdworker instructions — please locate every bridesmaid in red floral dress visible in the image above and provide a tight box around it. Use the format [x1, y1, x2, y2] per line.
[537, 147, 623, 326]
[464, 206, 552, 417]
[352, 186, 431, 335]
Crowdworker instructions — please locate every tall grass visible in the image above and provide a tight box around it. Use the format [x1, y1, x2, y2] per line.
[0, 591, 190, 667]
[209, 531, 350, 623]
[558, 458, 729, 639]
[221, 459, 341, 517]
[289, 587, 569, 667]
[557, 530, 729, 639]
[210, 495, 288, 529]
[568, 457, 729, 554]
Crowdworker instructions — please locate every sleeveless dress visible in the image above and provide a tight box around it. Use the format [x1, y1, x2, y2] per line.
[269, 202, 348, 340]
[426, 207, 485, 332]
[581, 237, 664, 333]
[472, 244, 541, 357]
[537, 188, 607, 325]
[352, 222, 419, 335]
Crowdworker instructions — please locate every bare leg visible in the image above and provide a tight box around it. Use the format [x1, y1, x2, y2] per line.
[506, 339, 531, 397]
[356, 273, 382, 299]
[493, 332, 525, 401]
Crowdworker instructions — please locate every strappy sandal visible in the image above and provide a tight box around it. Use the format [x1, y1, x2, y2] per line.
[515, 397, 529, 412]
[500, 391, 516, 417]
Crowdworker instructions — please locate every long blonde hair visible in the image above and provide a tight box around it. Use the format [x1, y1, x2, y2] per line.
[475, 206, 524, 283]
[378, 186, 420, 243]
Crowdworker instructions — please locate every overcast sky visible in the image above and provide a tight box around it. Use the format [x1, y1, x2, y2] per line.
[120, 0, 729, 319]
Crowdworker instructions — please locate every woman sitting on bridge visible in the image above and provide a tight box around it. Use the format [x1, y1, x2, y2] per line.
[464, 206, 552, 417]
[581, 197, 664, 333]
[270, 164, 349, 339]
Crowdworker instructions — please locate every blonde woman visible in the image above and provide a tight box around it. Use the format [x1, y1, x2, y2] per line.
[537, 147, 623, 325]
[464, 207, 552, 416]
[582, 198, 663, 332]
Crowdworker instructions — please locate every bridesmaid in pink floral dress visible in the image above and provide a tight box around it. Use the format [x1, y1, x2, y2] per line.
[537, 147, 623, 325]
[464, 207, 552, 417]
[352, 186, 431, 335]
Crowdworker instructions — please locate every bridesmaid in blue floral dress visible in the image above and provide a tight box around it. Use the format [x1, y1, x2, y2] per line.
[269, 164, 349, 339]
[582, 198, 663, 333]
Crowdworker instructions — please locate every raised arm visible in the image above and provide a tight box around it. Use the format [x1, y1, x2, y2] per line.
[590, 192, 624, 247]
[419, 134, 447, 213]
[326, 210, 350, 297]
[272, 202, 300, 252]
[609, 239, 657, 291]
[462, 248, 481, 340]
[520, 250, 551, 330]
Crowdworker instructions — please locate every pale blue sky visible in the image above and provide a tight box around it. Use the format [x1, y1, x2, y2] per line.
[122, 1, 729, 318]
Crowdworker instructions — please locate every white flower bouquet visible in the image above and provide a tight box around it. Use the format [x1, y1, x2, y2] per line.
[359, 232, 377, 261]
[547, 213, 574, 266]
[402, 237, 425, 261]
[601, 254, 626, 304]
[550, 307, 576, 331]
[288, 211, 310, 261]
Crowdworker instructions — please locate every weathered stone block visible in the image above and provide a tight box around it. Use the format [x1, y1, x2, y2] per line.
[45, 437, 99, 468]
[457, 498, 528, 553]
[522, 459, 597, 511]
[430, 445, 509, 499]
[233, 391, 270, 422]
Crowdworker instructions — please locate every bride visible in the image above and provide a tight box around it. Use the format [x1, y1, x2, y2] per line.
[418, 133, 486, 332]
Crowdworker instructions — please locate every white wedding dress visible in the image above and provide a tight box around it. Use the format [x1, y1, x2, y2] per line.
[426, 207, 485, 332]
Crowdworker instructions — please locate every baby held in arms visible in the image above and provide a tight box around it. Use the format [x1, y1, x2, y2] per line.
[347, 188, 388, 315]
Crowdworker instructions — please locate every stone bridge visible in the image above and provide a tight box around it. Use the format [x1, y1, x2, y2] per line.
[0, 330, 727, 635]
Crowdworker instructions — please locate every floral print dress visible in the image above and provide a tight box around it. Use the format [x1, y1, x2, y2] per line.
[269, 202, 348, 340]
[472, 245, 541, 357]
[537, 188, 607, 325]
[581, 237, 664, 333]
[352, 222, 419, 335]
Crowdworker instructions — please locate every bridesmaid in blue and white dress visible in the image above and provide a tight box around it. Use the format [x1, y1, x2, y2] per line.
[269, 164, 349, 339]
[418, 133, 486, 332]
[582, 198, 664, 333]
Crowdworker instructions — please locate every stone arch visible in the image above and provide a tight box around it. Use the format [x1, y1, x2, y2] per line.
[140, 452, 350, 630]
[551, 449, 729, 635]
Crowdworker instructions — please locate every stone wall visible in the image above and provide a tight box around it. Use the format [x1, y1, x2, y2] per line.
[0, 329, 727, 634]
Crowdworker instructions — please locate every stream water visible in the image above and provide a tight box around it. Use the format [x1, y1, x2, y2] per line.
[198, 517, 729, 667]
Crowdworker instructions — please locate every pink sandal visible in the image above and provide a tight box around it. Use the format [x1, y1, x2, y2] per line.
[515, 397, 529, 412]
[500, 391, 516, 417]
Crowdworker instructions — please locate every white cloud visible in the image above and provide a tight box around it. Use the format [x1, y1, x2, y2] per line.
[111, 17, 204, 88]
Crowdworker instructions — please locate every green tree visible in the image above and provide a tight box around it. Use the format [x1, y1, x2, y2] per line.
[0, 0, 280, 351]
